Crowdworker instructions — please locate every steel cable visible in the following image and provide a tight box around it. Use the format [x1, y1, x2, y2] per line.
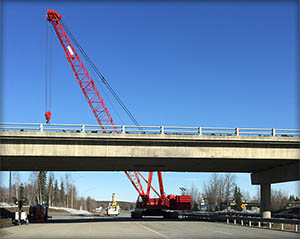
[45, 21, 52, 112]
[60, 22, 124, 125]
[45, 20, 48, 111]
[61, 21, 141, 129]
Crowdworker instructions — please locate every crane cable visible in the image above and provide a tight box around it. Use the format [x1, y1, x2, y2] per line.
[45, 20, 48, 111]
[62, 23, 125, 126]
[45, 20, 52, 123]
[61, 21, 141, 129]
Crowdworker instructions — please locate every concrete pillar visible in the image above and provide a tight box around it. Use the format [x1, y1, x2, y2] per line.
[260, 183, 271, 218]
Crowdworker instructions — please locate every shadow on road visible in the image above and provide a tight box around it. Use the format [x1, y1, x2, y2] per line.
[47, 217, 182, 224]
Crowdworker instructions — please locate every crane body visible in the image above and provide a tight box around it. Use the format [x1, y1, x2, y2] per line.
[46, 9, 191, 218]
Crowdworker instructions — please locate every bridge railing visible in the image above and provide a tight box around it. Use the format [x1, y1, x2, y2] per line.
[180, 212, 300, 232]
[0, 123, 299, 137]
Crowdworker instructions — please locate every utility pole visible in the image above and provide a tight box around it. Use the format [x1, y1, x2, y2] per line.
[9, 171, 11, 204]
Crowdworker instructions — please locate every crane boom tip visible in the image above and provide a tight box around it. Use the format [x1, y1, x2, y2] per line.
[46, 9, 62, 21]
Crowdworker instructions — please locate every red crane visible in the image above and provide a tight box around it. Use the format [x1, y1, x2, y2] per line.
[46, 10, 191, 218]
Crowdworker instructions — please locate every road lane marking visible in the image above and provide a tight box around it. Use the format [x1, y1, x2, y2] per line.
[135, 222, 169, 239]
[215, 230, 232, 236]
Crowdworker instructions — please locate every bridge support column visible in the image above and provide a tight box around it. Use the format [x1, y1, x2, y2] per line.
[260, 183, 271, 218]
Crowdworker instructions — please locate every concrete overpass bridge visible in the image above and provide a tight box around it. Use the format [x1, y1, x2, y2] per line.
[1, 122, 299, 217]
[0, 123, 299, 184]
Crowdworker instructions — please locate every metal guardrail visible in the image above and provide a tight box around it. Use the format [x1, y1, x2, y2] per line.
[0, 122, 299, 137]
[180, 212, 300, 232]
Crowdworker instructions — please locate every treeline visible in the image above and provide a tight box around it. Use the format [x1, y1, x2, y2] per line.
[181, 173, 299, 212]
[0, 172, 98, 212]
[1, 172, 298, 213]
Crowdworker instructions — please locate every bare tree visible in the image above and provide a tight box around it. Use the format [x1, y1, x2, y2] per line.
[223, 174, 236, 203]
[86, 196, 97, 212]
[26, 172, 39, 204]
[251, 185, 260, 202]
[242, 190, 251, 202]
[53, 179, 59, 206]
[203, 174, 220, 211]
[18, 183, 25, 199]
[182, 184, 201, 210]
[59, 179, 65, 207]
[271, 189, 289, 212]
[64, 174, 71, 208]
[24, 183, 36, 204]
[86, 196, 91, 211]
[0, 186, 8, 202]
[203, 174, 236, 211]
[48, 172, 54, 206]
[12, 172, 20, 199]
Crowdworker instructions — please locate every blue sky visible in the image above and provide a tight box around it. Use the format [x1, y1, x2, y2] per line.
[1, 1, 299, 201]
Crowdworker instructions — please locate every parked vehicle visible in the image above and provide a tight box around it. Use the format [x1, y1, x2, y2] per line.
[28, 204, 49, 223]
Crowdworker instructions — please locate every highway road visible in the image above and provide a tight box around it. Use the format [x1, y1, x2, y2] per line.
[0, 212, 298, 239]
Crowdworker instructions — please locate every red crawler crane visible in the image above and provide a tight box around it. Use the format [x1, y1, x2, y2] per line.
[46, 10, 191, 218]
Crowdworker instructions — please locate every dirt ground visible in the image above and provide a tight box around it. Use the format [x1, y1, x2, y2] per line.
[0, 218, 13, 229]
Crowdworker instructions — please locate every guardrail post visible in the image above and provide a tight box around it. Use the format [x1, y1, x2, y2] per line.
[161, 126, 164, 134]
[198, 127, 202, 135]
[272, 129, 276, 137]
[249, 221, 251, 227]
[81, 124, 85, 133]
[40, 123, 44, 132]
[122, 125, 126, 134]
[235, 128, 240, 136]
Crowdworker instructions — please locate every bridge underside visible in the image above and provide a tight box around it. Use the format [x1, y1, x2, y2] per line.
[0, 155, 297, 172]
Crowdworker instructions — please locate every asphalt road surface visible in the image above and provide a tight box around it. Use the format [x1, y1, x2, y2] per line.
[0, 212, 298, 239]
